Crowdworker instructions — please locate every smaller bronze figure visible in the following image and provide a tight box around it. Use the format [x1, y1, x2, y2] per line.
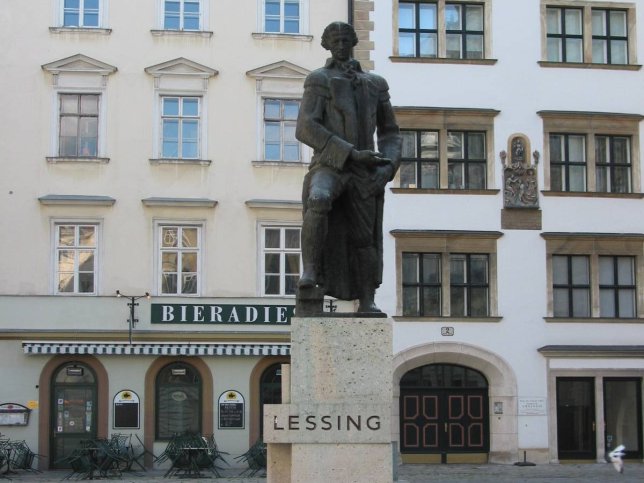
[296, 21, 402, 315]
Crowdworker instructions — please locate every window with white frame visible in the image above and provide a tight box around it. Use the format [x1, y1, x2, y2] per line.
[541, 1, 637, 67]
[61, 0, 101, 28]
[264, 99, 301, 161]
[161, 97, 201, 159]
[55, 223, 98, 294]
[59, 94, 99, 157]
[159, 225, 201, 295]
[261, 226, 301, 296]
[163, 0, 201, 30]
[540, 111, 640, 195]
[263, 0, 301, 34]
[395, 0, 490, 60]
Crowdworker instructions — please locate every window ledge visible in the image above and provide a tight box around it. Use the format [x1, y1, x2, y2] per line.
[49, 27, 112, 35]
[38, 194, 115, 206]
[252, 160, 309, 167]
[541, 190, 644, 199]
[391, 188, 500, 195]
[245, 199, 302, 210]
[393, 316, 502, 323]
[538, 61, 641, 71]
[252, 32, 313, 42]
[142, 197, 217, 208]
[150, 29, 213, 38]
[46, 156, 110, 164]
[149, 158, 212, 166]
[389, 56, 497, 66]
[545, 317, 644, 324]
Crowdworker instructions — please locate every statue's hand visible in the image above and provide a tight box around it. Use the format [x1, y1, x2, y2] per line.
[371, 164, 394, 189]
[350, 149, 391, 168]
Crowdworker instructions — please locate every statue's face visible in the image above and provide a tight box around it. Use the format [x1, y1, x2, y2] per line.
[327, 30, 353, 62]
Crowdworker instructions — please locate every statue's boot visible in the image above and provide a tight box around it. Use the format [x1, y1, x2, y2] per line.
[298, 211, 327, 288]
[356, 247, 382, 313]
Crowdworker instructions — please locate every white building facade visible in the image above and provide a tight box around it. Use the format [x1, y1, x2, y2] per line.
[0, 0, 643, 472]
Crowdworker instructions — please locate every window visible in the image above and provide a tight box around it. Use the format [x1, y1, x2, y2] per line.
[264, 99, 301, 161]
[59, 94, 99, 157]
[161, 97, 200, 159]
[164, 0, 201, 30]
[592, 9, 628, 64]
[540, 111, 641, 195]
[544, 233, 644, 320]
[395, 1, 491, 61]
[540, 1, 637, 67]
[599, 256, 636, 318]
[159, 225, 201, 295]
[156, 362, 202, 440]
[395, 230, 500, 318]
[394, 108, 497, 191]
[552, 255, 591, 317]
[264, 0, 301, 33]
[595, 135, 631, 193]
[549, 134, 586, 192]
[62, 0, 100, 28]
[55, 223, 97, 295]
[448, 131, 486, 189]
[546, 7, 584, 62]
[262, 226, 301, 296]
[400, 130, 439, 189]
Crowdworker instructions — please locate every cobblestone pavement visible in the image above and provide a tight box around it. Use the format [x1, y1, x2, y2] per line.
[7, 462, 644, 482]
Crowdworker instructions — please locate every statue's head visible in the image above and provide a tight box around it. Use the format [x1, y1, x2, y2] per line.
[321, 21, 359, 52]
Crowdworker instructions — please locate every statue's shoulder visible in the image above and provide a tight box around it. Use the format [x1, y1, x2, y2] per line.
[303, 67, 332, 95]
[363, 72, 390, 91]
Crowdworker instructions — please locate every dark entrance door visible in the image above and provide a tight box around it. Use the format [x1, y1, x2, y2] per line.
[50, 362, 98, 468]
[604, 378, 642, 459]
[400, 364, 489, 463]
[557, 377, 596, 460]
[259, 364, 282, 439]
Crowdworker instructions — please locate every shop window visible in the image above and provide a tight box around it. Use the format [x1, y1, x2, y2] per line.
[155, 362, 202, 440]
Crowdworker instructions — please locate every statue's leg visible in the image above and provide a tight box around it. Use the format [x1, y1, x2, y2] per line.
[299, 169, 340, 289]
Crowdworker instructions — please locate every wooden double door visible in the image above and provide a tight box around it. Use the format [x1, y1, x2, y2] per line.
[401, 388, 489, 462]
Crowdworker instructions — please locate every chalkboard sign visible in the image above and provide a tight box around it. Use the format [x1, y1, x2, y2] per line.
[113, 390, 140, 429]
[218, 391, 244, 429]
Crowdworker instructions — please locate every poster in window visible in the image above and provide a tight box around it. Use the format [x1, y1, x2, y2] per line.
[218, 390, 244, 429]
[113, 390, 140, 429]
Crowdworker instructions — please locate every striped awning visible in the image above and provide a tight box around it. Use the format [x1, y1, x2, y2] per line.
[22, 342, 290, 356]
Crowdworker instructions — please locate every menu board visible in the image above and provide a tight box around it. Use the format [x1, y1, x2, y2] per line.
[218, 391, 244, 429]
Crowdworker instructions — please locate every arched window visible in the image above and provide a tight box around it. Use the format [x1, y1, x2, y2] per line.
[400, 363, 487, 388]
[259, 363, 282, 438]
[155, 362, 202, 439]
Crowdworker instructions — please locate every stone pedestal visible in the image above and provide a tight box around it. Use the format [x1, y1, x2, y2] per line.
[264, 316, 393, 483]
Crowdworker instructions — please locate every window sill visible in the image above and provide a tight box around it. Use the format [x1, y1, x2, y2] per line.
[46, 156, 110, 164]
[393, 316, 502, 323]
[391, 188, 500, 195]
[545, 317, 644, 324]
[150, 29, 213, 38]
[252, 160, 309, 167]
[541, 190, 644, 199]
[49, 27, 112, 35]
[149, 158, 212, 166]
[389, 56, 497, 65]
[252, 32, 313, 42]
[538, 61, 642, 71]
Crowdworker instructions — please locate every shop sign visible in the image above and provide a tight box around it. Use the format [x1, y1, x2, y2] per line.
[0, 403, 31, 426]
[151, 303, 294, 325]
[218, 391, 244, 429]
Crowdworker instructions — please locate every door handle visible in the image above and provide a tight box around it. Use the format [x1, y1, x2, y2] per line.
[592, 421, 596, 432]
[444, 423, 448, 432]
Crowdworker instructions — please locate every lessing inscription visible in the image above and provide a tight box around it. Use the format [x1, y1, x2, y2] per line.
[272, 414, 381, 431]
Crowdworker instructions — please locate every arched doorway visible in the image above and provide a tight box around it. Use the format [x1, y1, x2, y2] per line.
[259, 363, 283, 439]
[50, 361, 98, 467]
[155, 361, 202, 439]
[400, 363, 489, 463]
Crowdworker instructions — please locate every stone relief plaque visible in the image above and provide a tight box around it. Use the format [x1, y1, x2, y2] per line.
[501, 134, 539, 209]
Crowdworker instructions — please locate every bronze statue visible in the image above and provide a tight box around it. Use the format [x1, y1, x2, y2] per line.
[296, 21, 402, 314]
